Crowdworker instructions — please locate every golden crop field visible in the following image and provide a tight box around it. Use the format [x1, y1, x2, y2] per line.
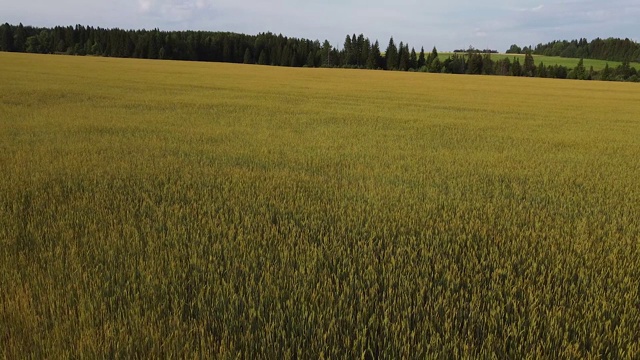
[1, 52, 640, 358]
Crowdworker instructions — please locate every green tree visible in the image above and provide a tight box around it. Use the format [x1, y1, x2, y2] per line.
[0, 23, 14, 51]
[506, 44, 522, 54]
[344, 35, 355, 66]
[371, 40, 383, 69]
[243, 48, 252, 64]
[482, 54, 494, 75]
[385, 37, 398, 70]
[574, 58, 586, 80]
[466, 52, 483, 74]
[426, 46, 438, 67]
[418, 47, 426, 68]
[360, 37, 370, 68]
[523, 52, 536, 77]
[510, 58, 522, 76]
[537, 61, 547, 78]
[321, 40, 332, 67]
[429, 57, 442, 73]
[14, 23, 26, 52]
[258, 49, 268, 65]
[365, 45, 377, 69]
[494, 58, 511, 76]
[445, 54, 465, 74]
[306, 51, 316, 67]
[280, 45, 291, 66]
[600, 63, 611, 81]
[560, 43, 578, 58]
[25, 36, 40, 53]
[409, 47, 417, 70]
[397, 42, 409, 71]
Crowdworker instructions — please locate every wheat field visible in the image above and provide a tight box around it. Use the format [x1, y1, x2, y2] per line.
[1, 52, 640, 358]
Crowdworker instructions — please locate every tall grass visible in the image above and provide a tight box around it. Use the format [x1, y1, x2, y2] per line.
[1, 52, 640, 358]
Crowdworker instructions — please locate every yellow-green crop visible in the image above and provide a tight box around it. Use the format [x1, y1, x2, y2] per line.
[1, 52, 640, 358]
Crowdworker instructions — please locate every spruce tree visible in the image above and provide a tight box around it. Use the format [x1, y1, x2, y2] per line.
[258, 50, 268, 65]
[344, 35, 354, 66]
[370, 40, 383, 69]
[418, 47, 426, 68]
[574, 58, 586, 80]
[0, 23, 14, 51]
[385, 37, 398, 70]
[409, 47, 417, 70]
[523, 52, 535, 76]
[427, 46, 439, 67]
[537, 61, 547, 77]
[243, 48, 252, 64]
[482, 54, 494, 75]
[321, 40, 331, 67]
[306, 51, 316, 67]
[13, 23, 26, 52]
[511, 58, 522, 76]
[600, 63, 611, 81]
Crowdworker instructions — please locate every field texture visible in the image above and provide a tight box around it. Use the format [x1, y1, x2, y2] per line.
[1, 52, 640, 358]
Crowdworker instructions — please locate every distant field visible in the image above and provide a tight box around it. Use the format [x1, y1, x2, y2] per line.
[442, 52, 640, 70]
[2, 52, 640, 358]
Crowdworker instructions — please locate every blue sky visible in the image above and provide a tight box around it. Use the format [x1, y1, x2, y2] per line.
[2, 0, 639, 52]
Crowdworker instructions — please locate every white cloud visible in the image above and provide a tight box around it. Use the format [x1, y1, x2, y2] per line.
[139, 0, 153, 13]
[515, 4, 544, 12]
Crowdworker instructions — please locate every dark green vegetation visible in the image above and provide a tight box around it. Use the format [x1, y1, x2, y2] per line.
[508, 38, 640, 63]
[2, 52, 640, 358]
[1, 23, 639, 82]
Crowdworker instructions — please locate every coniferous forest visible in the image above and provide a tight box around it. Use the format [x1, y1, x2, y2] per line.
[507, 38, 640, 63]
[1, 23, 639, 82]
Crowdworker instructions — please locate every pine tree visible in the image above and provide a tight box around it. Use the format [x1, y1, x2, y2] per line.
[409, 47, 417, 70]
[397, 42, 408, 71]
[466, 52, 483, 74]
[370, 40, 383, 69]
[13, 23, 26, 52]
[306, 51, 316, 67]
[258, 50, 268, 65]
[0, 23, 14, 51]
[360, 36, 370, 68]
[418, 47, 426, 68]
[243, 48, 252, 64]
[321, 40, 332, 67]
[523, 52, 535, 76]
[344, 35, 354, 66]
[600, 63, 611, 80]
[365, 45, 377, 69]
[511, 58, 522, 76]
[574, 58, 586, 80]
[427, 46, 438, 67]
[537, 61, 547, 78]
[429, 57, 442, 73]
[482, 54, 494, 75]
[385, 37, 398, 70]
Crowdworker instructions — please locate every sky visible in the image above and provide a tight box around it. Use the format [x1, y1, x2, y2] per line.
[1, 0, 639, 52]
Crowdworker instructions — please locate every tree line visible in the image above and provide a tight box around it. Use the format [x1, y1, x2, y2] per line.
[0, 23, 638, 82]
[507, 38, 640, 63]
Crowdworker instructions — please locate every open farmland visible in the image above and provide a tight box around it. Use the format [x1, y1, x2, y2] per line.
[1, 52, 640, 358]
